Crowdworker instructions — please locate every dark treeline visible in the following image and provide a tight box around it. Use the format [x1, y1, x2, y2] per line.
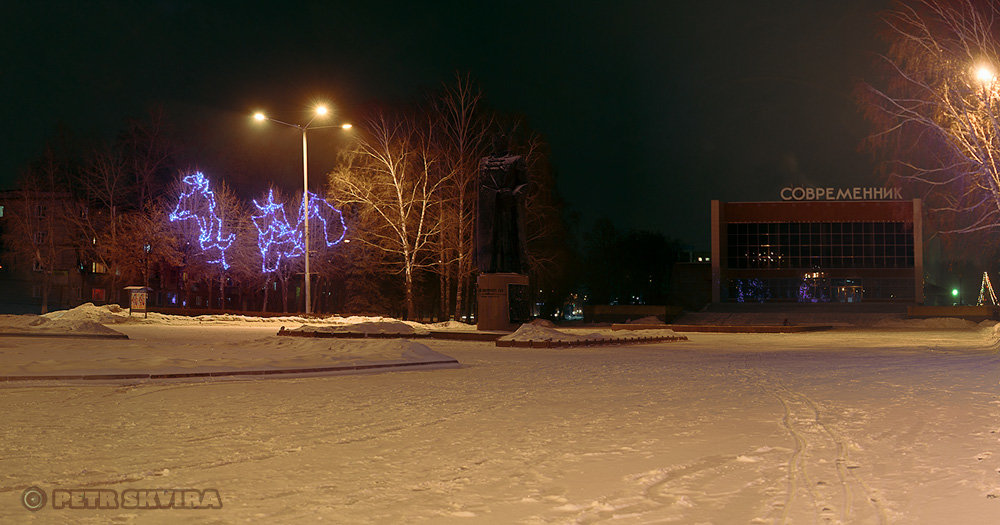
[1, 75, 578, 319]
[577, 218, 687, 307]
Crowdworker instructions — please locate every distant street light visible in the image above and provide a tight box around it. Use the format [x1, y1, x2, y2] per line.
[252, 104, 352, 314]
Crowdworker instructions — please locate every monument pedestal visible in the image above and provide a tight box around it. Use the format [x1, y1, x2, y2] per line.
[477, 273, 530, 331]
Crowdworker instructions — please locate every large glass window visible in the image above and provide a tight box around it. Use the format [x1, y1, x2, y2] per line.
[726, 221, 914, 269]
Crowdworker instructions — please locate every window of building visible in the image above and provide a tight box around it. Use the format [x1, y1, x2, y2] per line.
[726, 221, 914, 270]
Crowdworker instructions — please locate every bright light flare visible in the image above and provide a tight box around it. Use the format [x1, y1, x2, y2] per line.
[253, 112, 266, 121]
[316, 105, 329, 116]
[976, 65, 996, 84]
[341, 123, 352, 130]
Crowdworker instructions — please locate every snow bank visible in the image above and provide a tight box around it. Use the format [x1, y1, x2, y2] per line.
[0, 314, 126, 337]
[500, 324, 604, 342]
[39, 304, 477, 334]
[0, 327, 456, 377]
[426, 320, 477, 330]
[499, 324, 682, 343]
[290, 321, 430, 336]
[42, 302, 132, 324]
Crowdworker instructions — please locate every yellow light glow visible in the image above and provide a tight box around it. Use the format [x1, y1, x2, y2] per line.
[253, 112, 266, 121]
[341, 123, 353, 130]
[977, 65, 996, 84]
[316, 105, 329, 116]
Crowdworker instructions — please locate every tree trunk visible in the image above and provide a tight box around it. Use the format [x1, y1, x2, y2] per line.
[40, 272, 50, 314]
[281, 276, 289, 314]
[206, 278, 213, 311]
[404, 263, 416, 320]
[454, 188, 470, 320]
[261, 277, 270, 313]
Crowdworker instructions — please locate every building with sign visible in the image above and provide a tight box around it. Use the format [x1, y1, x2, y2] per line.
[710, 199, 923, 304]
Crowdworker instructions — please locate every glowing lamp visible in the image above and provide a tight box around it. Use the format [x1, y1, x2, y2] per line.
[977, 66, 996, 84]
[253, 112, 266, 121]
[952, 288, 960, 296]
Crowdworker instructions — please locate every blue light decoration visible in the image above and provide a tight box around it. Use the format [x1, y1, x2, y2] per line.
[250, 190, 347, 273]
[735, 278, 770, 303]
[169, 172, 235, 269]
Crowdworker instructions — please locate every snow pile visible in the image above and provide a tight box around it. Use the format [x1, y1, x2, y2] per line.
[141, 312, 430, 327]
[38, 304, 463, 332]
[0, 327, 456, 376]
[291, 321, 430, 336]
[0, 314, 126, 337]
[42, 302, 132, 324]
[499, 324, 684, 345]
[528, 318, 557, 328]
[427, 320, 477, 330]
[500, 324, 606, 343]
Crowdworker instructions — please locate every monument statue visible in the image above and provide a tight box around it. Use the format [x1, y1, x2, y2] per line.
[477, 141, 529, 274]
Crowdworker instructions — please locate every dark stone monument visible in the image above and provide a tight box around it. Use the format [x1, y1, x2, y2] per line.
[476, 142, 531, 331]
[476, 150, 529, 274]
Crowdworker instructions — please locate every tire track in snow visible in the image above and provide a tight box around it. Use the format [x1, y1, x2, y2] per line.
[775, 384, 887, 525]
[771, 388, 816, 523]
[751, 368, 886, 525]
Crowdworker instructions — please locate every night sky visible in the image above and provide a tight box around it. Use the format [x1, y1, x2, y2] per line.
[1, 1, 891, 249]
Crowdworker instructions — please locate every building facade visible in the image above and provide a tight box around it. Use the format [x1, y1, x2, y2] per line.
[710, 199, 923, 304]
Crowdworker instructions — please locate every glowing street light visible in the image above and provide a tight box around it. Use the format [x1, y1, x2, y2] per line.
[252, 104, 352, 314]
[976, 65, 996, 84]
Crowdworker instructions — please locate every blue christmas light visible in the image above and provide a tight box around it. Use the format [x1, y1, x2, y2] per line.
[298, 191, 348, 248]
[169, 172, 235, 269]
[250, 190, 346, 273]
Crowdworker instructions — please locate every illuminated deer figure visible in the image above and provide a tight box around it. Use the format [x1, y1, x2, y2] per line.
[250, 189, 346, 273]
[169, 172, 236, 269]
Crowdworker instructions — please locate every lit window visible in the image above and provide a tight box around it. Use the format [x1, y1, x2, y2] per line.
[0, 205, 4, 218]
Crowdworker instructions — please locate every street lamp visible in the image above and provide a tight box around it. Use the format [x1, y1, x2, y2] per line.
[252, 105, 352, 314]
[976, 65, 996, 85]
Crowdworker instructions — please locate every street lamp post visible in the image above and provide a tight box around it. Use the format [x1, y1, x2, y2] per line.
[253, 106, 351, 314]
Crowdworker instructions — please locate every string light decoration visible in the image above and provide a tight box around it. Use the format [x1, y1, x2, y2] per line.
[250, 190, 347, 273]
[978, 272, 998, 306]
[169, 172, 235, 269]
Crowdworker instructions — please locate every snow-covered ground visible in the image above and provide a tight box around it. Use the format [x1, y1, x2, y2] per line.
[2, 311, 1000, 522]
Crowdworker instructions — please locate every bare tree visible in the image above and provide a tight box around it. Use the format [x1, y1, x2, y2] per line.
[862, 0, 1000, 235]
[122, 108, 178, 205]
[109, 201, 183, 292]
[328, 111, 446, 319]
[432, 74, 494, 320]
